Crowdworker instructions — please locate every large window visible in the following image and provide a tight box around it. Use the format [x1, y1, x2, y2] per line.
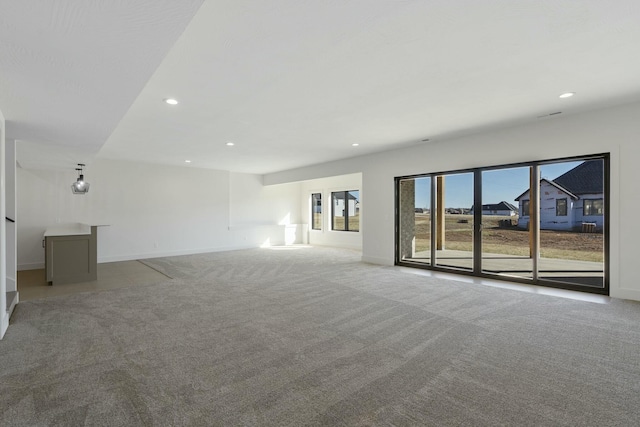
[311, 193, 322, 230]
[584, 199, 604, 216]
[396, 154, 609, 294]
[332, 190, 359, 232]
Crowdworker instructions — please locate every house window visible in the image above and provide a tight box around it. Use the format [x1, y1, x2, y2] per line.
[556, 198, 567, 216]
[311, 193, 322, 230]
[332, 190, 359, 232]
[584, 199, 604, 216]
[522, 200, 530, 216]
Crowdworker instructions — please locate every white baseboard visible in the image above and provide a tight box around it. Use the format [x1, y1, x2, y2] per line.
[6, 276, 16, 292]
[20, 244, 283, 270]
[309, 242, 362, 251]
[1, 313, 8, 340]
[18, 262, 44, 271]
[361, 255, 394, 266]
[97, 244, 260, 264]
[610, 287, 640, 302]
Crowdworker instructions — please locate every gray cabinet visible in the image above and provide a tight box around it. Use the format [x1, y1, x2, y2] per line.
[45, 225, 98, 285]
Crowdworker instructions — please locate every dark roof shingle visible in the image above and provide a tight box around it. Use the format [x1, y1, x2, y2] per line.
[482, 201, 518, 211]
[552, 160, 603, 195]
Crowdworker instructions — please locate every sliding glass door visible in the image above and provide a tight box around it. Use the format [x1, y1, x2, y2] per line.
[481, 166, 533, 279]
[433, 173, 474, 271]
[537, 159, 606, 288]
[396, 154, 608, 294]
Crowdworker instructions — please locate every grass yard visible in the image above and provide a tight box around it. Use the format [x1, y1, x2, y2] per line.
[332, 214, 360, 231]
[412, 214, 603, 262]
[313, 215, 322, 230]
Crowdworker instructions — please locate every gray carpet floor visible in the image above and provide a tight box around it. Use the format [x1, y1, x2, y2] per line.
[1, 246, 640, 426]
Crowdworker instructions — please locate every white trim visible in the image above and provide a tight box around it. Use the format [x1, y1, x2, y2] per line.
[0, 109, 6, 339]
[309, 242, 362, 251]
[610, 288, 640, 301]
[96, 245, 260, 264]
[18, 262, 45, 271]
[361, 255, 393, 266]
[0, 314, 7, 339]
[20, 243, 299, 269]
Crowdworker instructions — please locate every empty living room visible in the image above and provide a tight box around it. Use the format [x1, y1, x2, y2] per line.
[2, 1, 640, 425]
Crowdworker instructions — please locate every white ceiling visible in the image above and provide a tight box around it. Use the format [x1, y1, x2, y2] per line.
[0, 0, 204, 170]
[3, 0, 640, 174]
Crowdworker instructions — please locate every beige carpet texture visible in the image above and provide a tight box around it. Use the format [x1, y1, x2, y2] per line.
[1, 246, 640, 426]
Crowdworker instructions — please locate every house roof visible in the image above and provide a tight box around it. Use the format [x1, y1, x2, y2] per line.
[333, 192, 358, 201]
[514, 160, 602, 201]
[514, 179, 579, 201]
[482, 201, 518, 212]
[552, 160, 604, 195]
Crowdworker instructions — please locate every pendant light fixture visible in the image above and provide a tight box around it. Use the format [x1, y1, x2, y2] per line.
[71, 163, 90, 194]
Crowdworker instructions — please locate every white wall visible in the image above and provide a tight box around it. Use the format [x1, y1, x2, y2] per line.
[0, 108, 6, 338]
[265, 101, 640, 301]
[4, 139, 16, 291]
[17, 158, 301, 269]
[297, 173, 362, 250]
[229, 172, 303, 247]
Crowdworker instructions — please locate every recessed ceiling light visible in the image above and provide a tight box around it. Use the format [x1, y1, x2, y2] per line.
[559, 92, 575, 99]
[352, 143, 359, 147]
[185, 160, 191, 163]
[226, 142, 235, 146]
[164, 98, 179, 105]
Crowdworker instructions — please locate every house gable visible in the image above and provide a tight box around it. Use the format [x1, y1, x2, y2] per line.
[514, 179, 577, 202]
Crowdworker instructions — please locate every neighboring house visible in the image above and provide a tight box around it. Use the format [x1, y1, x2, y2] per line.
[481, 201, 518, 216]
[515, 160, 604, 231]
[333, 192, 359, 217]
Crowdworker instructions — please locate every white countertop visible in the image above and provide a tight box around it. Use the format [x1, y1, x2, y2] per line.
[44, 223, 108, 237]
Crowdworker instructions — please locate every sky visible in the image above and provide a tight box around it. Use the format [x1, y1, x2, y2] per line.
[414, 161, 584, 209]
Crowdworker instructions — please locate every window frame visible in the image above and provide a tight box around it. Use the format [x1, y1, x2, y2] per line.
[331, 190, 360, 232]
[394, 153, 609, 296]
[556, 198, 568, 216]
[311, 193, 322, 230]
[584, 198, 604, 216]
